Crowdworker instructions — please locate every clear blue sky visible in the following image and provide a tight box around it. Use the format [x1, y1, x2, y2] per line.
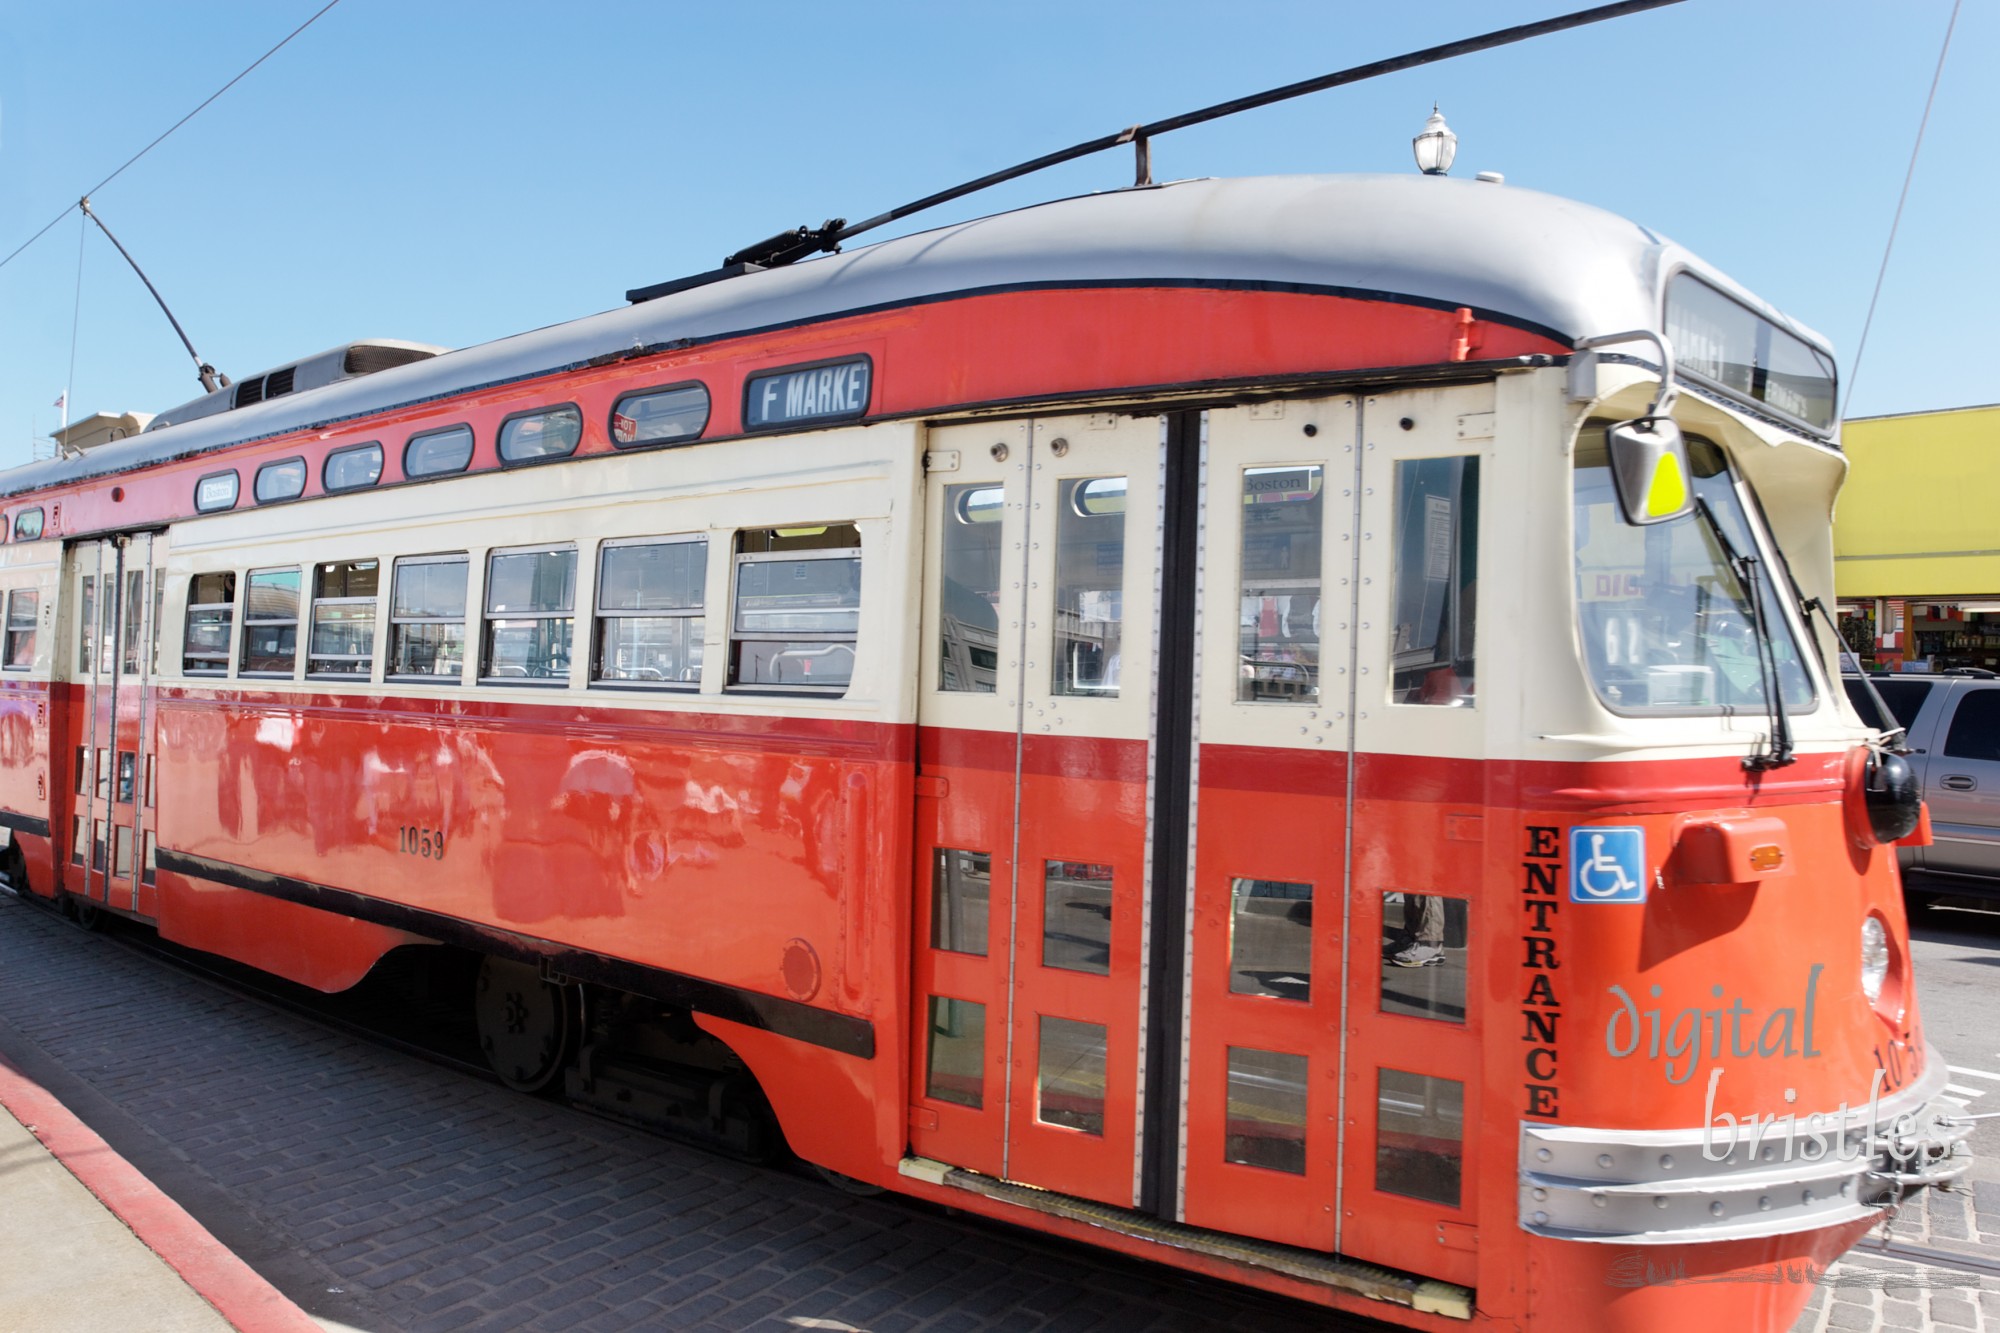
[0, 1, 1989, 469]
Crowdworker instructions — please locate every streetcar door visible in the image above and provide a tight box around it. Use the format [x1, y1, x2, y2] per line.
[67, 534, 160, 919]
[1177, 400, 1354, 1253]
[911, 413, 1160, 1207]
[1337, 385, 1490, 1286]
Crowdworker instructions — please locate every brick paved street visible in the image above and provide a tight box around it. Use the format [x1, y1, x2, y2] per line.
[0, 893, 1355, 1332]
[5, 888, 1994, 1332]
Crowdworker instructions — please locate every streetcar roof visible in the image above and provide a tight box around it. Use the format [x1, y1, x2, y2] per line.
[0, 173, 1829, 498]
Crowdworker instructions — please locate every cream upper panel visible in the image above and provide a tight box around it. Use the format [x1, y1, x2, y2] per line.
[155, 422, 926, 724]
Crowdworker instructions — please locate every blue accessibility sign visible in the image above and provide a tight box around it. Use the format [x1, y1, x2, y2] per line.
[1569, 826, 1647, 903]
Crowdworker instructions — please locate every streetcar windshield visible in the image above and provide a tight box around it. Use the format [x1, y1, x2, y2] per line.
[1573, 435, 1814, 714]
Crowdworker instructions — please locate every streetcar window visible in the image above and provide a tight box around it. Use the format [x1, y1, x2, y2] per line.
[151, 577, 165, 678]
[1053, 477, 1124, 698]
[1043, 860, 1110, 975]
[143, 831, 156, 886]
[70, 815, 85, 867]
[194, 471, 239, 513]
[498, 405, 583, 465]
[387, 555, 468, 680]
[610, 384, 709, 449]
[78, 576, 95, 675]
[182, 571, 236, 675]
[1574, 435, 1814, 714]
[1239, 466, 1323, 703]
[1389, 457, 1478, 706]
[13, 508, 42, 542]
[939, 484, 1002, 693]
[309, 560, 380, 678]
[925, 996, 986, 1109]
[3, 589, 36, 669]
[254, 458, 307, 505]
[729, 525, 861, 693]
[1223, 1048, 1308, 1175]
[1376, 1068, 1464, 1207]
[482, 545, 576, 683]
[240, 567, 302, 676]
[120, 570, 146, 676]
[1380, 892, 1466, 1023]
[1229, 878, 1311, 1001]
[930, 848, 990, 955]
[1037, 1016, 1107, 1136]
[403, 425, 473, 479]
[323, 442, 384, 493]
[592, 537, 705, 688]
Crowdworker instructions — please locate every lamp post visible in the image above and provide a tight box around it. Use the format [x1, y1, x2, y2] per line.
[1412, 105, 1457, 176]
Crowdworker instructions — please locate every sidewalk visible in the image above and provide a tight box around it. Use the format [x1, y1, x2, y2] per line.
[0, 1054, 323, 1333]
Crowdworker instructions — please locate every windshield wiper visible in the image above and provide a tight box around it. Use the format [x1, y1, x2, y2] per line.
[1693, 497, 1794, 769]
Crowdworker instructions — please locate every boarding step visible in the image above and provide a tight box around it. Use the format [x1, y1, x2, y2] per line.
[899, 1156, 1473, 1319]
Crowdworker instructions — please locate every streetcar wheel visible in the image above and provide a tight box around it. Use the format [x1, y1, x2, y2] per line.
[814, 1164, 885, 1197]
[68, 895, 103, 932]
[473, 956, 579, 1093]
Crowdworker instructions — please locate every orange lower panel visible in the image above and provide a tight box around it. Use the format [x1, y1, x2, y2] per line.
[154, 872, 426, 992]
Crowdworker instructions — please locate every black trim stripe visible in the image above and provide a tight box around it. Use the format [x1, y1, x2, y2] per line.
[0, 809, 51, 839]
[154, 848, 875, 1059]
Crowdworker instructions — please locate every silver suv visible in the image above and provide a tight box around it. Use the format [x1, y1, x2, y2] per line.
[1845, 670, 2000, 906]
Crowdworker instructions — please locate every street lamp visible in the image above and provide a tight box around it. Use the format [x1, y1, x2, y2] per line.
[1412, 105, 1457, 176]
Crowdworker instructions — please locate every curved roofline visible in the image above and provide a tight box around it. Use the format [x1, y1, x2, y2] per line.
[0, 173, 1831, 499]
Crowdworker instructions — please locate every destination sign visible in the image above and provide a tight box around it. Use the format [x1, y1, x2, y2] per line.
[744, 357, 871, 431]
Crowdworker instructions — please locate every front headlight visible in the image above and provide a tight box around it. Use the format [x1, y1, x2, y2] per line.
[1861, 915, 1890, 1002]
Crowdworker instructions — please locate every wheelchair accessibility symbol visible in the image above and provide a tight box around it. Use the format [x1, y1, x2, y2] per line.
[1569, 826, 1646, 903]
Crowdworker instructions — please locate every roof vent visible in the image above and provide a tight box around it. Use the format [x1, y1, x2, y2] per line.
[234, 376, 265, 408]
[265, 366, 296, 398]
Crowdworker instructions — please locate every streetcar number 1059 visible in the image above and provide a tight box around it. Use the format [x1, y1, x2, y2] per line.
[398, 826, 447, 859]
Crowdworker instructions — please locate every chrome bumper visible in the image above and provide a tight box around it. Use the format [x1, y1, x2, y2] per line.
[1519, 1053, 1971, 1243]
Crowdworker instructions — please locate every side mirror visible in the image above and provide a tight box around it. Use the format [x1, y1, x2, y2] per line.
[1605, 416, 1693, 526]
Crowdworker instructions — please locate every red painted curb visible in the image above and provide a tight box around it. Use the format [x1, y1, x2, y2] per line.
[0, 1053, 321, 1333]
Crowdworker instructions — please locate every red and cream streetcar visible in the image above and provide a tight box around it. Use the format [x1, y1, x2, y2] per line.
[0, 155, 1967, 1327]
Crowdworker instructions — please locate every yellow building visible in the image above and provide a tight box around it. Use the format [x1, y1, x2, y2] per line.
[1834, 402, 2000, 671]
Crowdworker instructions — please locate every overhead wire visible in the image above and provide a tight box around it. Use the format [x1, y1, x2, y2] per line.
[1844, 0, 1960, 419]
[62, 209, 85, 452]
[0, 0, 343, 275]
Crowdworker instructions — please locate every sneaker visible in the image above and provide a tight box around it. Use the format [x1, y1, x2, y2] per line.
[1390, 943, 1444, 968]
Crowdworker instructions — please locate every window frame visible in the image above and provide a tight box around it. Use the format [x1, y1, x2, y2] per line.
[193, 470, 240, 513]
[386, 553, 470, 683]
[307, 558, 381, 679]
[13, 509, 43, 542]
[323, 442, 385, 494]
[728, 526, 862, 695]
[479, 543, 577, 686]
[253, 457, 308, 505]
[3, 588, 37, 670]
[181, 570, 238, 677]
[496, 403, 584, 467]
[402, 424, 474, 480]
[608, 381, 711, 452]
[238, 565, 303, 677]
[591, 535, 706, 691]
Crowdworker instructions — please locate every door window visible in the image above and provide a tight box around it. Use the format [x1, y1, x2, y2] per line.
[1238, 465, 1323, 702]
[939, 484, 1002, 693]
[1053, 478, 1125, 697]
[1390, 457, 1479, 705]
